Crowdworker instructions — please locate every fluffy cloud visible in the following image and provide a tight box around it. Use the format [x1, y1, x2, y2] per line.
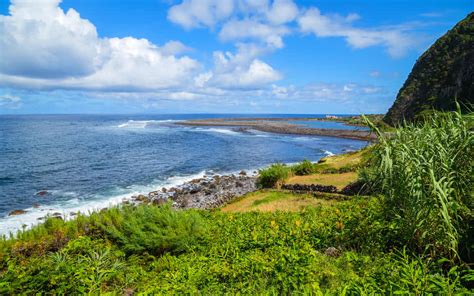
[167, 0, 234, 29]
[169, 0, 298, 48]
[219, 19, 290, 48]
[0, 0, 104, 78]
[298, 8, 419, 58]
[0, 0, 199, 91]
[200, 43, 281, 89]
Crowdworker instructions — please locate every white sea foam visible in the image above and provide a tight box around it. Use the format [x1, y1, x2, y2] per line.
[323, 150, 335, 156]
[0, 171, 208, 236]
[194, 127, 241, 136]
[117, 119, 178, 128]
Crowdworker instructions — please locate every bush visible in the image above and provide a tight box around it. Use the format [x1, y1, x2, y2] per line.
[257, 163, 292, 188]
[291, 160, 315, 175]
[96, 204, 208, 255]
[361, 110, 474, 261]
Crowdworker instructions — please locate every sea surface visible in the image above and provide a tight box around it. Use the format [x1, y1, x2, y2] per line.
[0, 114, 367, 234]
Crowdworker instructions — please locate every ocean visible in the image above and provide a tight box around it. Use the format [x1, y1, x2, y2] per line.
[0, 114, 367, 235]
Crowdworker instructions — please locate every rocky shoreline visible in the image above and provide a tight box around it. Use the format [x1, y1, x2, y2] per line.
[177, 119, 376, 141]
[130, 172, 258, 210]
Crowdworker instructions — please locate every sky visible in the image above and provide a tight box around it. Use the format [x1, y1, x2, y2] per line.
[0, 0, 472, 114]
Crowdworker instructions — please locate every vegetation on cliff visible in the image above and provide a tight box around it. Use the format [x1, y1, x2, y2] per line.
[384, 12, 474, 125]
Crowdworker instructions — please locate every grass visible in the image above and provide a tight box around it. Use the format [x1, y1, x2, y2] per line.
[286, 172, 357, 190]
[221, 190, 334, 213]
[318, 149, 365, 169]
[0, 110, 472, 293]
[361, 109, 473, 261]
[1, 198, 471, 294]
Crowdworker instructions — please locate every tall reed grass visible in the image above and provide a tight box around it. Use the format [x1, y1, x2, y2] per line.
[361, 109, 473, 261]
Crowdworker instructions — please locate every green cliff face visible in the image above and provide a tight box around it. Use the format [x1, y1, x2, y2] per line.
[384, 13, 474, 125]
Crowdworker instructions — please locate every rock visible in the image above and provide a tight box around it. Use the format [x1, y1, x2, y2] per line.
[33, 203, 40, 208]
[239, 170, 247, 176]
[135, 194, 149, 202]
[152, 174, 257, 210]
[153, 198, 168, 206]
[9, 209, 27, 216]
[161, 187, 167, 193]
[70, 211, 78, 216]
[36, 190, 48, 196]
[324, 247, 341, 257]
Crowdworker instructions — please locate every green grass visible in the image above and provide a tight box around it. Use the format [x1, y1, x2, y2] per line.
[361, 109, 474, 262]
[1, 110, 473, 294]
[252, 191, 289, 206]
[0, 197, 472, 294]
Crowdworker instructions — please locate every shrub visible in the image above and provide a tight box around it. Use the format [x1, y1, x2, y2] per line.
[96, 204, 208, 255]
[361, 109, 474, 261]
[291, 160, 315, 175]
[257, 163, 292, 188]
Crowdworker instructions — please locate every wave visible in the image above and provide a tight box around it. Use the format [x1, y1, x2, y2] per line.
[117, 119, 178, 129]
[323, 150, 335, 156]
[0, 171, 208, 236]
[193, 128, 241, 136]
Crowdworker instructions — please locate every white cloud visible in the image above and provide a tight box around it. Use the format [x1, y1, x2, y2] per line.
[298, 8, 420, 58]
[0, 0, 104, 78]
[266, 0, 298, 25]
[159, 40, 192, 55]
[167, 0, 234, 29]
[219, 19, 290, 48]
[202, 43, 281, 89]
[0, 94, 22, 108]
[169, 0, 298, 48]
[0, 0, 199, 91]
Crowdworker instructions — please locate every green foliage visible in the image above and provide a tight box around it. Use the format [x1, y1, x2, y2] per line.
[95, 204, 208, 255]
[257, 163, 292, 188]
[1, 197, 471, 294]
[361, 110, 474, 261]
[291, 159, 316, 175]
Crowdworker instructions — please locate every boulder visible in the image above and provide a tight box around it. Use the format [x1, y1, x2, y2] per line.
[9, 209, 27, 216]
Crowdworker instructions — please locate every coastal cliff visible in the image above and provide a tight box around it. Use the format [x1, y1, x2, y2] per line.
[384, 13, 474, 125]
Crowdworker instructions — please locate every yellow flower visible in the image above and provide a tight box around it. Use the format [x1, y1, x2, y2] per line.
[295, 220, 302, 227]
[336, 221, 344, 230]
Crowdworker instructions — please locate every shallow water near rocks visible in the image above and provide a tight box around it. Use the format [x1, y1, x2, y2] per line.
[0, 114, 367, 234]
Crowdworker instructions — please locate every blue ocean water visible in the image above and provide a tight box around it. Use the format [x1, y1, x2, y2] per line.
[0, 114, 367, 234]
[288, 120, 370, 131]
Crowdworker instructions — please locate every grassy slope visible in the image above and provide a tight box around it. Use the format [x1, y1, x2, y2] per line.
[223, 150, 365, 213]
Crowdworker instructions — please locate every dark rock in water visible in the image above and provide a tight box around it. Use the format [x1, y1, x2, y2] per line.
[239, 170, 247, 176]
[161, 187, 167, 193]
[70, 212, 78, 216]
[325, 247, 341, 257]
[52, 212, 62, 217]
[9, 209, 27, 216]
[36, 190, 48, 196]
[33, 203, 40, 208]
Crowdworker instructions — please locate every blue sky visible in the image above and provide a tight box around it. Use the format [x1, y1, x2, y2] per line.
[0, 0, 472, 114]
